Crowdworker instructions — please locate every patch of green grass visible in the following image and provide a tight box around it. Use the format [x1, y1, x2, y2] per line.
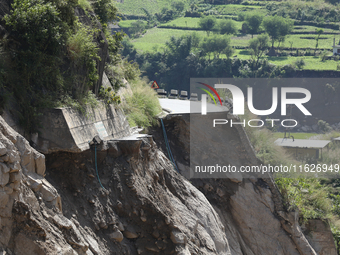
[131, 29, 339, 70]
[162, 17, 243, 31]
[231, 34, 254, 47]
[273, 132, 319, 140]
[132, 28, 206, 52]
[269, 56, 337, 70]
[233, 49, 252, 59]
[276, 177, 333, 220]
[234, 47, 337, 70]
[215, 4, 266, 15]
[283, 34, 334, 49]
[162, 17, 201, 28]
[119, 19, 147, 28]
[230, 33, 335, 49]
[117, 0, 191, 16]
[293, 25, 338, 34]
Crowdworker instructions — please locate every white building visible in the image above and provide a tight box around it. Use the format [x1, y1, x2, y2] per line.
[333, 38, 340, 55]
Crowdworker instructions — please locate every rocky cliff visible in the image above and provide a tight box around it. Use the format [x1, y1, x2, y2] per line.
[151, 114, 337, 255]
[0, 114, 229, 255]
[0, 108, 336, 254]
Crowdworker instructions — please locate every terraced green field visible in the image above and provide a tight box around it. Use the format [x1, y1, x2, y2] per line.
[117, 0, 191, 16]
[119, 19, 147, 28]
[162, 17, 201, 29]
[132, 28, 206, 52]
[162, 17, 244, 30]
[293, 25, 337, 33]
[117, 1, 340, 70]
[215, 4, 266, 15]
[233, 50, 336, 70]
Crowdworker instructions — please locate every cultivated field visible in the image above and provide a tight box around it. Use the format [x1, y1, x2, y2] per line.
[117, 0, 340, 70]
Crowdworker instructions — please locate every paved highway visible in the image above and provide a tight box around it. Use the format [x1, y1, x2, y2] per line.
[159, 98, 229, 114]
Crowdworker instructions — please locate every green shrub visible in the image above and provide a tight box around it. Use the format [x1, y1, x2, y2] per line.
[276, 177, 332, 221]
[294, 58, 305, 70]
[217, 19, 237, 35]
[318, 120, 331, 133]
[320, 50, 328, 62]
[66, 22, 100, 98]
[123, 79, 161, 128]
[78, 0, 93, 11]
[99, 87, 121, 104]
[93, 0, 118, 24]
[56, 91, 99, 113]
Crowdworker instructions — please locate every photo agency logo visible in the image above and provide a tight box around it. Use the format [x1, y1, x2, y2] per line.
[197, 81, 312, 128]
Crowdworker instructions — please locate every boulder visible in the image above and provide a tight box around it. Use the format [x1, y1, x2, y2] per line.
[0, 163, 9, 174]
[0, 190, 9, 208]
[40, 180, 58, 202]
[117, 221, 125, 231]
[170, 231, 187, 244]
[10, 181, 20, 191]
[109, 230, 124, 242]
[26, 172, 43, 192]
[52, 214, 73, 230]
[178, 247, 191, 255]
[7, 151, 20, 164]
[145, 244, 160, 253]
[34, 153, 45, 176]
[84, 235, 101, 255]
[0, 171, 9, 187]
[9, 161, 20, 173]
[123, 230, 138, 239]
[9, 170, 22, 183]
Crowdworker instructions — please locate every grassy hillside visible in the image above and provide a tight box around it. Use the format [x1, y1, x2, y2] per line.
[117, 0, 193, 16]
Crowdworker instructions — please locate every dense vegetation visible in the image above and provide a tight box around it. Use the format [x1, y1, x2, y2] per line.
[0, 0, 160, 133]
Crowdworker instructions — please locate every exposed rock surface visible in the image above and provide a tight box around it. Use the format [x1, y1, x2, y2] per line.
[0, 115, 231, 254]
[302, 219, 337, 255]
[151, 114, 323, 255]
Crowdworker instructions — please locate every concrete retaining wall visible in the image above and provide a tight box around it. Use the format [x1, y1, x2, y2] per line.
[35, 103, 131, 154]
